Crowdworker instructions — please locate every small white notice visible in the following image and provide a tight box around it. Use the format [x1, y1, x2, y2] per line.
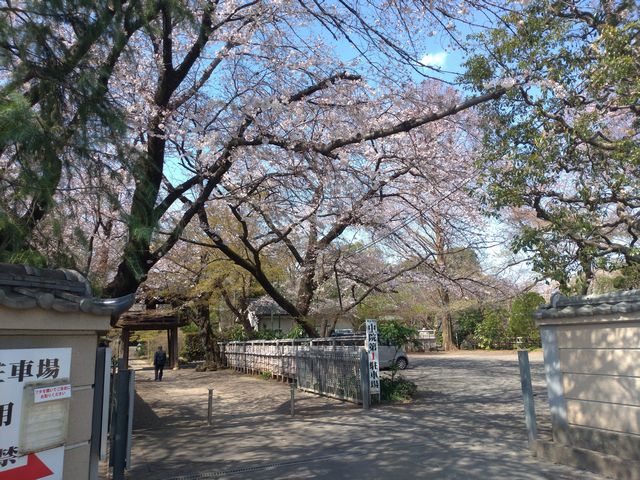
[34, 384, 71, 403]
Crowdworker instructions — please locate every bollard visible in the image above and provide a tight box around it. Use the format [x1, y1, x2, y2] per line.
[518, 350, 538, 449]
[207, 387, 214, 426]
[290, 380, 295, 417]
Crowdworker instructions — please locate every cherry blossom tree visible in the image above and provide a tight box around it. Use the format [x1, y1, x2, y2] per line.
[1, 1, 510, 315]
[101, 0, 507, 299]
[186, 82, 499, 337]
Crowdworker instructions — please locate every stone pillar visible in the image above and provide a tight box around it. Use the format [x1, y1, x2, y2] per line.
[539, 326, 569, 445]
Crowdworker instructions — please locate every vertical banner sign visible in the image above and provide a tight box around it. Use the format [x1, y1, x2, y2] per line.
[365, 319, 380, 394]
[0, 348, 71, 480]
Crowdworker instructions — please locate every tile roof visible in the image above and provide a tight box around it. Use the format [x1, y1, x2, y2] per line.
[248, 296, 289, 316]
[534, 289, 640, 320]
[117, 308, 187, 330]
[0, 263, 134, 318]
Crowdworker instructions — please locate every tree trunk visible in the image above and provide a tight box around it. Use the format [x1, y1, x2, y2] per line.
[433, 218, 458, 351]
[193, 304, 222, 368]
[219, 287, 253, 334]
[438, 287, 458, 351]
[441, 311, 457, 351]
[292, 222, 320, 337]
[105, 8, 215, 297]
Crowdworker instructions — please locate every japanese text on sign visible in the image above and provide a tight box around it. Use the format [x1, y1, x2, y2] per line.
[365, 319, 380, 394]
[0, 348, 71, 478]
[34, 384, 72, 403]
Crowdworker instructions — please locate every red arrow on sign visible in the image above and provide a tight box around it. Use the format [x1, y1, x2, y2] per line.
[0, 454, 53, 480]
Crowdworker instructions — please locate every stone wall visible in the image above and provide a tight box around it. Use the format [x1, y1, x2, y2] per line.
[535, 290, 640, 464]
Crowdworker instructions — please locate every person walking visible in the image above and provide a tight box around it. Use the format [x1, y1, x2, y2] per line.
[153, 345, 167, 381]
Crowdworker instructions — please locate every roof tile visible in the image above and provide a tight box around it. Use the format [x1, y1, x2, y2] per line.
[0, 263, 134, 319]
[536, 289, 640, 319]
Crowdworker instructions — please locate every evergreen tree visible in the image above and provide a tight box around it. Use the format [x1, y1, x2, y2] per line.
[464, 0, 640, 293]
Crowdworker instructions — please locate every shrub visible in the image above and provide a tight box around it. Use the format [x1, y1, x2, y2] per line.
[180, 332, 206, 361]
[224, 325, 250, 341]
[380, 375, 417, 402]
[135, 342, 147, 358]
[285, 324, 306, 339]
[181, 321, 199, 333]
[476, 309, 509, 349]
[259, 371, 273, 380]
[454, 308, 483, 347]
[460, 337, 479, 350]
[508, 292, 544, 348]
[378, 320, 418, 347]
[613, 264, 640, 290]
[378, 320, 418, 379]
[253, 329, 282, 340]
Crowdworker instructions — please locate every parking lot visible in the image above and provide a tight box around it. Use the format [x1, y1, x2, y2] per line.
[123, 351, 605, 479]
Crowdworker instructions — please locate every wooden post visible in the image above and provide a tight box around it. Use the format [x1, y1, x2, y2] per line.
[518, 349, 538, 449]
[111, 361, 130, 480]
[207, 387, 214, 426]
[170, 326, 179, 369]
[121, 328, 130, 370]
[166, 329, 172, 368]
[290, 380, 295, 417]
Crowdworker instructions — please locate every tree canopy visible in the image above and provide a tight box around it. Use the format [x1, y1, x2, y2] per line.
[3, 0, 639, 341]
[1, 0, 512, 337]
[464, 0, 639, 293]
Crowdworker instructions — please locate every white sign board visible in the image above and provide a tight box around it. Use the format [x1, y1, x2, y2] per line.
[365, 319, 380, 394]
[0, 348, 71, 480]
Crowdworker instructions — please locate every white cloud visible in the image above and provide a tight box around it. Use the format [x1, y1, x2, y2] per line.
[420, 51, 448, 69]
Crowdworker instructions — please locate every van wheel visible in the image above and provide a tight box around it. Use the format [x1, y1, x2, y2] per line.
[395, 357, 408, 370]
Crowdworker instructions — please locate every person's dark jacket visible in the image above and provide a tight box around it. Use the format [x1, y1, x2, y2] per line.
[154, 350, 167, 367]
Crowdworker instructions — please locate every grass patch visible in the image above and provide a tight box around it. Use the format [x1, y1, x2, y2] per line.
[380, 375, 417, 402]
[259, 371, 272, 380]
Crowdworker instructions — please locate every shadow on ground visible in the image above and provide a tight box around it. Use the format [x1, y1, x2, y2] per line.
[120, 353, 599, 480]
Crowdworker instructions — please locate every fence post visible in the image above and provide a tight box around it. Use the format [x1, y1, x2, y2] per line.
[290, 380, 296, 417]
[207, 387, 214, 426]
[360, 349, 370, 410]
[518, 349, 538, 449]
[111, 361, 130, 480]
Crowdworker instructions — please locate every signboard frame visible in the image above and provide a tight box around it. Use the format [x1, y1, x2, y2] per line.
[365, 319, 380, 395]
[20, 379, 71, 454]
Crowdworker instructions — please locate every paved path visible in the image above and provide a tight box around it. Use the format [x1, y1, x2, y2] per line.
[125, 352, 605, 479]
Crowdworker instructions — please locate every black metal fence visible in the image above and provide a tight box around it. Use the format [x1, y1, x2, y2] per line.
[295, 349, 362, 403]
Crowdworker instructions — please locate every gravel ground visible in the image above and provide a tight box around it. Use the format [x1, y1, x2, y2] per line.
[114, 351, 605, 480]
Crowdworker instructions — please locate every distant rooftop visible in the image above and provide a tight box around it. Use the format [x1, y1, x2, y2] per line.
[248, 296, 289, 316]
[0, 263, 134, 319]
[535, 289, 640, 320]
